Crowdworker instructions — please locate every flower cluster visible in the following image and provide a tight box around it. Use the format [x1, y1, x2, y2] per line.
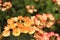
[2, 13, 56, 40]
[0, 1, 12, 11]
[34, 31, 60, 40]
[31, 13, 56, 40]
[26, 5, 37, 14]
[31, 13, 55, 28]
[2, 16, 35, 37]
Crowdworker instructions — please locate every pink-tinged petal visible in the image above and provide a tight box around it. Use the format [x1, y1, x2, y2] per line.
[36, 14, 40, 17]
[49, 32, 55, 36]
[36, 14, 43, 20]
[35, 19, 40, 25]
[42, 13, 47, 21]
[57, 36, 60, 40]
[0, 0, 2, 3]
[47, 13, 55, 21]
[54, 33, 59, 37]
[31, 16, 36, 20]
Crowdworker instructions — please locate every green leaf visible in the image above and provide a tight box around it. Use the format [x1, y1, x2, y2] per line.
[53, 14, 59, 20]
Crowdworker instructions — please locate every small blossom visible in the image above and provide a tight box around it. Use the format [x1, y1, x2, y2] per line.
[46, 21, 54, 28]
[12, 28, 21, 37]
[2, 2, 12, 9]
[28, 27, 35, 34]
[2, 30, 10, 37]
[47, 13, 55, 21]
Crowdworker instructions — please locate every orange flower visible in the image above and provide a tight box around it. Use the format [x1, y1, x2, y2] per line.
[2, 30, 10, 37]
[12, 28, 21, 37]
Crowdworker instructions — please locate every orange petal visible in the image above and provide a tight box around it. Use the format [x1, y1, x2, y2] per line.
[21, 27, 29, 33]
[18, 16, 23, 20]
[8, 23, 17, 29]
[17, 23, 24, 28]
[4, 26, 10, 31]
[11, 17, 18, 22]
[7, 19, 14, 24]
